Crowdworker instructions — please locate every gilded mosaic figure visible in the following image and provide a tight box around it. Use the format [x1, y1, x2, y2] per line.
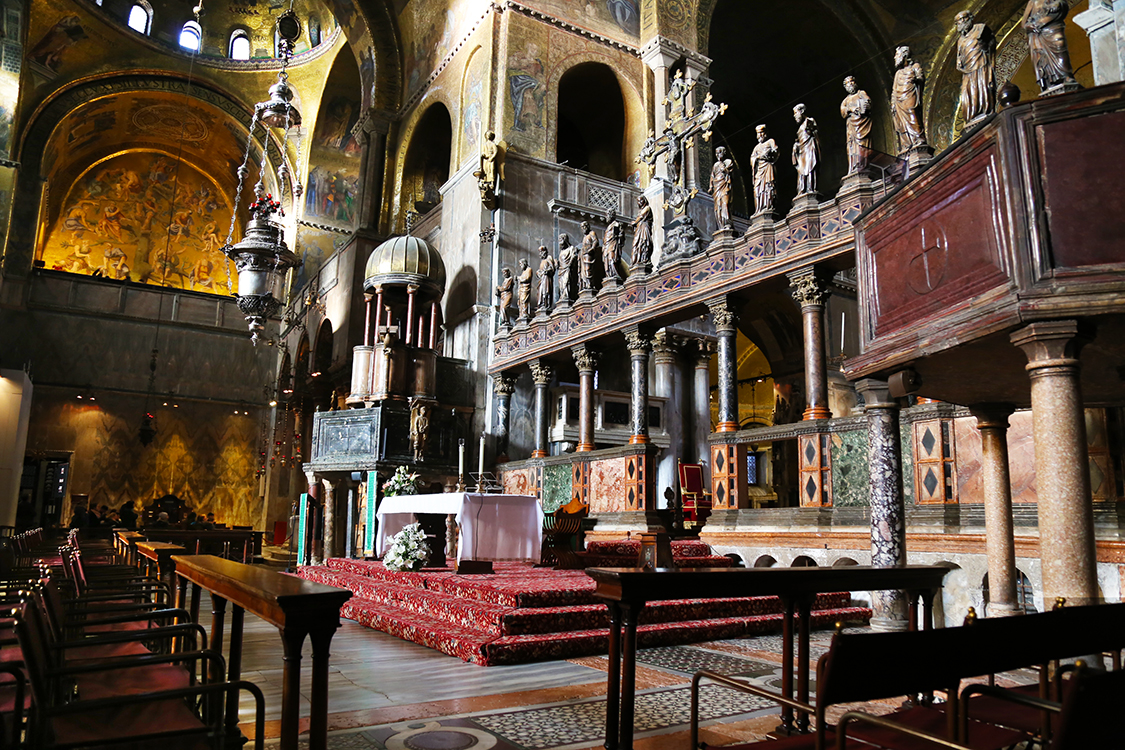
[892, 46, 928, 155]
[536, 245, 555, 313]
[557, 233, 577, 304]
[517, 258, 534, 321]
[841, 76, 873, 175]
[578, 220, 601, 293]
[710, 146, 734, 229]
[1021, 0, 1078, 94]
[956, 11, 997, 125]
[631, 195, 653, 273]
[602, 209, 624, 284]
[792, 104, 820, 196]
[495, 267, 515, 326]
[750, 125, 779, 215]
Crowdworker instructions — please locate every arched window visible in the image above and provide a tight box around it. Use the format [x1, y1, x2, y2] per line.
[179, 20, 201, 52]
[126, 3, 151, 34]
[308, 16, 321, 47]
[229, 30, 251, 60]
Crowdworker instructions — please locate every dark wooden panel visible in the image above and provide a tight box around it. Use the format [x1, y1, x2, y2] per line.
[1038, 111, 1125, 270]
[868, 150, 1011, 338]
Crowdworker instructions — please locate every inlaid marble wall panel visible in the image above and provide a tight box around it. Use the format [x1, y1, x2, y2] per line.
[541, 463, 571, 513]
[830, 430, 868, 507]
[501, 466, 536, 497]
[27, 391, 263, 527]
[953, 411, 1037, 504]
[588, 456, 628, 514]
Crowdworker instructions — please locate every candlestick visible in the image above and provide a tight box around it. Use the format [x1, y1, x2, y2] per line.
[458, 438, 465, 478]
[478, 433, 486, 483]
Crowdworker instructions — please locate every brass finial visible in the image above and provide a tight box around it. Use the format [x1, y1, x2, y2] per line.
[963, 607, 977, 625]
[834, 621, 844, 634]
[1053, 597, 1067, 611]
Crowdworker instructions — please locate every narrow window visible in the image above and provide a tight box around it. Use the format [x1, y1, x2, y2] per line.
[179, 20, 201, 51]
[127, 4, 150, 34]
[230, 30, 251, 60]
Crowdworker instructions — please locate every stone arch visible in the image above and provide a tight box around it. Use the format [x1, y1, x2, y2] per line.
[833, 557, 859, 566]
[556, 61, 628, 180]
[457, 44, 489, 170]
[318, 0, 402, 111]
[544, 52, 645, 180]
[753, 554, 776, 568]
[391, 96, 457, 233]
[6, 73, 288, 281]
[792, 555, 818, 568]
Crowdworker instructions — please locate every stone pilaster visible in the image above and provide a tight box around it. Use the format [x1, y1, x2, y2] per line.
[653, 332, 683, 503]
[529, 359, 553, 459]
[625, 328, 652, 445]
[321, 479, 335, 562]
[855, 379, 907, 631]
[692, 340, 715, 462]
[493, 373, 517, 460]
[970, 403, 1021, 617]
[1011, 321, 1099, 606]
[707, 297, 739, 432]
[788, 269, 832, 421]
[572, 345, 599, 452]
[356, 112, 391, 232]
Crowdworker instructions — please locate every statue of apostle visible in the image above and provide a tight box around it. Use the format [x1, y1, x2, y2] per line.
[710, 146, 734, 229]
[602, 209, 624, 284]
[516, 258, 533, 322]
[892, 46, 928, 155]
[750, 125, 779, 215]
[956, 11, 996, 126]
[630, 195, 653, 273]
[557, 233, 577, 304]
[840, 76, 873, 175]
[578, 220, 601, 292]
[1021, 0, 1078, 94]
[495, 267, 515, 327]
[475, 131, 505, 206]
[791, 104, 820, 196]
[536, 245, 555, 313]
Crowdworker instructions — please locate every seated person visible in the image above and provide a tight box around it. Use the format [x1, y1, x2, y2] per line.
[149, 511, 171, 528]
[118, 500, 138, 529]
[69, 502, 90, 529]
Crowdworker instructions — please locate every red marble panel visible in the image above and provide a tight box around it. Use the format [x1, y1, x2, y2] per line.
[953, 412, 1037, 505]
[588, 457, 628, 514]
[864, 148, 1011, 338]
[1038, 112, 1125, 270]
[501, 468, 534, 497]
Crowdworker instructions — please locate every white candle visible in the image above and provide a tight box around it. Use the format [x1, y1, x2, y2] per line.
[840, 311, 846, 352]
[478, 433, 486, 479]
[458, 439, 465, 478]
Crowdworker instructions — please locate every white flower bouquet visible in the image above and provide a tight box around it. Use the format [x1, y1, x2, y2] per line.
[383, 522, 430, 572]
[383, 466, 420, 497]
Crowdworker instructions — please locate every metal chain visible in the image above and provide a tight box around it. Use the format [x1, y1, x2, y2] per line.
[223, 111, 261, 295]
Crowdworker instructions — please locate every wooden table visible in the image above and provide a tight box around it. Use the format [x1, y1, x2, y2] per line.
[586, 565, 949, 750]
[116, 531, 146, 567]
[171, 554, 352, 750]
[135, 541, 185, 595]
[143, 528, 264, 563]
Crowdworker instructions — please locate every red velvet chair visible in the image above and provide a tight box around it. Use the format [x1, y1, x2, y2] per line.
[678, 462, 712, 524]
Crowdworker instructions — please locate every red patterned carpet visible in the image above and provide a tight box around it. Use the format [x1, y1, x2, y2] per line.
[297, 550, 871, 666]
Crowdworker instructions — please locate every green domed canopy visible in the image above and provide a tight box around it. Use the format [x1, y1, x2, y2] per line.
[363, 235, 446, 299]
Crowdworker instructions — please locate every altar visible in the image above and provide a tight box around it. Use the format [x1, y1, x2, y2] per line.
[376, 493, 543, 563]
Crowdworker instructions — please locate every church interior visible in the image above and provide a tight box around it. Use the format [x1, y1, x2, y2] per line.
[1, 0, 1124, 747]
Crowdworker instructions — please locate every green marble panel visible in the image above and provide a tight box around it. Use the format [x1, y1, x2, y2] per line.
[901, 422, 915, 505]
[541, 464, 572, 514]
[831, 429, 869, 507]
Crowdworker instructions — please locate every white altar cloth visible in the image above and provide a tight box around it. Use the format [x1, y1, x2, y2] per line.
[375, 493, 543, 563]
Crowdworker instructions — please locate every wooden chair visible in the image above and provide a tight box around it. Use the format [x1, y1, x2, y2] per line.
[540, 498, 587, 569]
[678, 461, 711, 524]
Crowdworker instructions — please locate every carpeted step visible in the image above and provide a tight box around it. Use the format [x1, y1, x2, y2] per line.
[499, 592, 853, 635]
[342, 598, 494, 663]
[586, 540, 714, 557]
[576, 553, 734, 568]
[482, 607, 873, 666]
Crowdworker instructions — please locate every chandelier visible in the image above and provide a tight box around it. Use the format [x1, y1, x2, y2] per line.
[223, 10, 305, 344]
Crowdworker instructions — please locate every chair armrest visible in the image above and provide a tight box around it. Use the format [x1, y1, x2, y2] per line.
[66, 607, 189, 626]
[50, 647, 223, 677]
[691, 669, 814, 750]
[959, 683, 1062, 712]
[837, 711, 967, 750]
[54, 622, 206, 651]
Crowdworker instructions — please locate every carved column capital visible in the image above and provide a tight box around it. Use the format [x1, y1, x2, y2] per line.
[652, 330, 680, 364]
[572, 345, 599, 373]
[706, 297, 738, 332]
[788, 268, 831, 308]
[624, 328, 652, 354]
[493, 372, 517, 396]
[529, 359, 553, 386]
[1010, 320, 1091, 372]
[694, 338, 716, 364]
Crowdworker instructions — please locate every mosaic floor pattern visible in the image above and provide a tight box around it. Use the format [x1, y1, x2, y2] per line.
[633, 644, 776, 676]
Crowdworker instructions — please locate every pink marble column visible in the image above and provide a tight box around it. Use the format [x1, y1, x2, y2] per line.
[573, 345, 598, 452]
[1011, 321, 1098, 607]
[969, 404, 1021, 616]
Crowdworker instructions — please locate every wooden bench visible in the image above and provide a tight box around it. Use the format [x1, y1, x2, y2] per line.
[143, 529, 263, 563]
[690, 601, 1125, 750]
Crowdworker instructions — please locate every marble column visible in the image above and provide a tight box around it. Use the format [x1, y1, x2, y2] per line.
[493, 373, 516, 460]
[693, 340, 715, 462]
[573, 345, 598, 452]
[1011, 321, 1099, 607]
[682, 56, 712, 191]
[653, 332, 683, 502]
[529, 360, 553, 459]
[1075, 0, 1125, 86]
[304, 470, 321, 566]
[789, 269, 832, 421]
[707, 298, 739, 432]
[970, 404, 1021, 617]
[357, 114, 390, 232]
[625, 328, 652, 445]
[855, 379, 908, 631]
[321, 478, 335, 562]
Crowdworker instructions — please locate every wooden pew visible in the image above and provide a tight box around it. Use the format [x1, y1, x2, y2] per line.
[142, 528, 263, 563]
[587, 565, 948, 750]
[171, 554, 352, 750]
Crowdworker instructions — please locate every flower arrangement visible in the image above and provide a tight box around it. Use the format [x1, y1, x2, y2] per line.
[382, 466, 420, 497]
[383, 522, 429, 572]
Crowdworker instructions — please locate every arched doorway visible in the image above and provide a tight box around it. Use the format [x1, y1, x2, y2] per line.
[401, 103, 452, 220]
[556, 63, 626, 180]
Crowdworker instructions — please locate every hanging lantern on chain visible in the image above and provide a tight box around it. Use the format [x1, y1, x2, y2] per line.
[222, 9, 304, 344]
